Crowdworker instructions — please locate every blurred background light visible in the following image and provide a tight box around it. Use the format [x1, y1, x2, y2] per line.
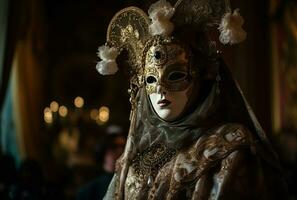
[44, 107, 51, 114]
[44, 110, 53, 124]
[90, 109, 98, 120]
[98, 106, 109, 123]
[50, 101, 59, 112]
[74, 96, 84, 108]
[59, 105, 68, 117]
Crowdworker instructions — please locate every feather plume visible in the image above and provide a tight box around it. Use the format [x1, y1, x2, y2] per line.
[219, 9, 247, 45]
[96, 45, 118, 75]
[148, 0, 175, 36]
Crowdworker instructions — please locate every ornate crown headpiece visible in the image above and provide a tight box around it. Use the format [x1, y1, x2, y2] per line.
[96, 0, 246, 109]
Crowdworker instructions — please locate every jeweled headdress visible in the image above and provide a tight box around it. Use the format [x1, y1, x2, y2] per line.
[96, 0, 246, 110]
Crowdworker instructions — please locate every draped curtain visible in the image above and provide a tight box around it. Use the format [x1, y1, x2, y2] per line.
[13, 0, 46, 162]
[1, 0, 46, 163]
[0, 0, 19, 161]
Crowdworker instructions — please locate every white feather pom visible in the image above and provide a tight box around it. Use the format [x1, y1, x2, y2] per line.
[148, 0, 175, 36]
[96, 45, 118, 75]
[96, 60, 118, 75]
[219, 9, 247, 45]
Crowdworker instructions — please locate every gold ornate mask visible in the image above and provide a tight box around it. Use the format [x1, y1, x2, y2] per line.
[144, 37, 193, 95]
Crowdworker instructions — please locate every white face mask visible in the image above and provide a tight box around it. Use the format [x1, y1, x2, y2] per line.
[144, 42, 193, 121]
[149, 85, 191, 121]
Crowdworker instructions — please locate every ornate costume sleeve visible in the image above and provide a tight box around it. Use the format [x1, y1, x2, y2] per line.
[192, 148, 288, 200]
[200, 150, 255, 200]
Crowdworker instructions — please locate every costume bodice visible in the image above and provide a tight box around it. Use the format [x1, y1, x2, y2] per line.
[124, 123, 250, 200]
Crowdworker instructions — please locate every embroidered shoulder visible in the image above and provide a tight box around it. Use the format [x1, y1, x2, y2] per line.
[216, 123, 250, 143]
[195, 123, 251, 161]
[166, 123, 251, 190]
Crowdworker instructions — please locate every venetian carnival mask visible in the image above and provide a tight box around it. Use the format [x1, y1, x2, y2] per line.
[96, 0, 247, 120]
[144, 38, 193, 121]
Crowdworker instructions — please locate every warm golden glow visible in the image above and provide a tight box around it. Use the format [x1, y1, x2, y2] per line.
[74, 96, 84, 108]
[59, 129, 69, 147]
[44, 110, 53, 124]
[50, 101, 59, 112]
[90, 109, 99, 120]
[98, 106, 110, 123]
[59, 106, 68, 117]
[59, 128, 80, 152]
[96, 120, 104, 125]
[44, 107, 51, 114]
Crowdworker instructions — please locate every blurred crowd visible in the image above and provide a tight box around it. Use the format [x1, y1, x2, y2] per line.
[0, 126, 126, 200]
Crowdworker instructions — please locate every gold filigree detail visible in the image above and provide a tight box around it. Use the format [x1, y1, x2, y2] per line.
[106, 7, 150, 111]
[142, 36, 194, 94]
[144, 66, 159, 75]
[132, 143, 177, 178]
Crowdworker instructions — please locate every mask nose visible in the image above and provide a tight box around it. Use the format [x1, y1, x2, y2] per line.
[156, 84, 167, 95]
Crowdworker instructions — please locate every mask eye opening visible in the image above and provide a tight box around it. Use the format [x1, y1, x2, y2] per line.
[146, 75, 157, 84]
[167, 71, 187, 82]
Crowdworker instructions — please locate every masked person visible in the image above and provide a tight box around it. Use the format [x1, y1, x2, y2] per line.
[96, 0, 288, 199]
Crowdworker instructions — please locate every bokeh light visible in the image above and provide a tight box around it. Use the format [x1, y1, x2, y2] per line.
[44, 110, 53, 124]
[59, 106, 68, 117]
[90, 109, 99, 120]
[98, 106, 109, 123]
[50, 101, 59, 112]
[44, 107, 51, 114]
[74, 96, 84, 108]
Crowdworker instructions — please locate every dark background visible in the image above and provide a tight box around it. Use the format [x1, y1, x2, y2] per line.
[0, 0, 296, 199]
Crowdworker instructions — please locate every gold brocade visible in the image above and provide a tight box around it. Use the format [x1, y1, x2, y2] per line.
[122, 123, 250, 200]
[132, 143, 176, 178]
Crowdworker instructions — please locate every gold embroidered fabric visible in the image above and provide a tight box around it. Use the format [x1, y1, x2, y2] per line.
[121, 123, 251, 199]
[105, 123, 287, 200]
[131, 143, 176, 178]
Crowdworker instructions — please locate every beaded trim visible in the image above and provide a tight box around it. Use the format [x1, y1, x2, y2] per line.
[132, 143, 177, 178]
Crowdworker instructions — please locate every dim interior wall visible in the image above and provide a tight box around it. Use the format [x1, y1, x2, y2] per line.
[269, 0, 281, 133]
[224, 0, 272, 134]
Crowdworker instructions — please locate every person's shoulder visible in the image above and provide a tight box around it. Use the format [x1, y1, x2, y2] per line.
[171, 123, 252, 184]
[213, 123, 251, 143]
[189, 123, 251, 160]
